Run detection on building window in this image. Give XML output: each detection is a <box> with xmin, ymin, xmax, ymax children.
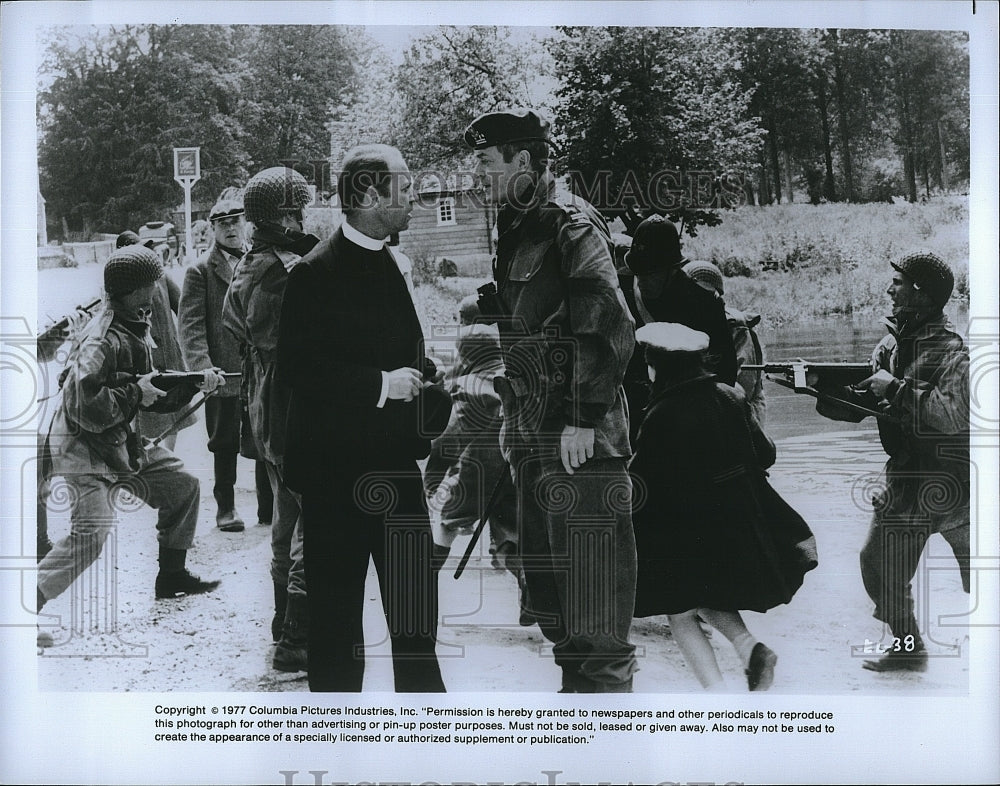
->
<box><xmin>437</xmin><ymin>197</ymin><xmax>457</xmax><ymax>226</ymax></box>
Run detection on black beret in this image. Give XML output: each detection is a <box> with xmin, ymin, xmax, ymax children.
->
<box><xmin>464</xmin><ymin>108</ymin><xmax>552</xmax><ymax>150</ymax></box>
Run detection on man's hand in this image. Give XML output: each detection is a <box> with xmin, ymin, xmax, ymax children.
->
<box><xmin>857</xmin><ymin>369</ymin><xmax>897</xmax><ymax>399</ymax></box>
<box><xmin>386</xmin><ymin>367</ymin><xmax>423</xmax><ymax>402</ymax></box>
<box><xmin>137</xmin><ymin>371</ymin><xmax>167</xmax><ymax>407</ymax></box>
<box><xmin>197</xmin><ymin>367</ymin><xmax>227</xmax><ymax>394</ymax></box>
<box><xmin>560</xmin><ymin>425</ymin><xmax>595</xmax><ymax>475</ymax></box>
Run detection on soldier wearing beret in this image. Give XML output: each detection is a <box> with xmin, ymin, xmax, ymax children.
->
<box><xmin>37</xmin><ymin>246</ymin><xmax>224</xmax><ymax>647</ymax></box>
<box><xmin>465</xmin><ymin>108</ymin><xmax>638</xmax><ymax>692</ymax></box>
<box><xmin>816</xmin><ymin>251</ymin><xmax>970</xmax><ymax>673</ymax></box>
<box><xmin>180</xmin><ymin>194</ymin><xmax>274</xmax><ymax>534</ymax></box>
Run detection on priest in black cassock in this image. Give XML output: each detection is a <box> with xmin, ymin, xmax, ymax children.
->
<box><xmin>277</xmin><ymin>144</ymin><xmax>446</xmax><ymax>692</ymax></box>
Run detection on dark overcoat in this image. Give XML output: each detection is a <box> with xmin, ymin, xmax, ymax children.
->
<box><xmin>630</xmin><ymin>374</ymin><xmax>817</xmax><ymax>616</ymax></box>
<box><xmin>276</xmin><ymin>227</ymin><xmax>438</xmax><ymax>492</ymax></box>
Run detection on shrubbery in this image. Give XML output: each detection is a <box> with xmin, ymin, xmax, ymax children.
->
<box><xmin>414</xmin><ymin>197</ymin><xmax>971</xmax><ymax>329</ymax></box>
<box><xmin>682</xmin><ymin>197</ymin><xmax>969</xmax><ymax>324</ymax></box>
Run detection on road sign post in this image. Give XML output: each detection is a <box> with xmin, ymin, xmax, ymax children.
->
<box><xmin>173</xmin><ymin>147</ymin><xmax>201</xmax><ymax>264</ymax></box>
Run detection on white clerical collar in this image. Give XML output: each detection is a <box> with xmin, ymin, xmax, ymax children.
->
<box><xmin>342</xmin><ymin>220</ymin><xmax>385</xmax><ymax>251</ymax></box>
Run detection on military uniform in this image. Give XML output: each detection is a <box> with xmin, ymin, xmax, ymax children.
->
<box><xmin>819</xmin><ymin>312</ymin><xmax>970</xmax><ymax>647</ymax></box>
<box><xmin>38</xmin><ymin>306</ymin><xmax>201</xmax><ymax>603</ymax></box>
<box><xmin>491</xmin><ymin>171</ymin><xmax>638</xmax><ymax>692</ymax></box>
<box><xmin>222</xmin><ymin>242</ymin><xmax>306</xmax><ymax>599</ymax></box>
<box><xmin>817</xmin><ymin>252</ymin><xmax>969</xmax><ymax>669</ymax></box>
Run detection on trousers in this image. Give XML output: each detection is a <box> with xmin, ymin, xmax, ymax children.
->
<box><xmin>860</xmin><ymin>496</ymin><xmax>970</xmax><ymax>639</ymax></box>
<box><xmin>264</xmin><ymin>462</ymin><xmax>305</xmax><ymax>597</ymax></box>
<box><xmin>37</xmin><ymin>451</ymin><xmax>199</xmax><ymax>601</ymax></box>
<box><xmin>301</xmin><ymin>459</ymin><xmax>444</xmax><ymax>693</ymax></box>
<box><xmin>515</xmin><ymin>453</ymin><xmax>638</xmax><ymax>688</ymax></box>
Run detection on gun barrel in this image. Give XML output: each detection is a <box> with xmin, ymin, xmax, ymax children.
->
<box><xmin>37</xmin><ymin>297</ymin><xmax>102</xmax><ymax>342</ymax></box>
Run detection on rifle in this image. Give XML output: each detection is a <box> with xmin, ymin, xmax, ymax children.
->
<box><xmin>144</xmin><ymin>370</ymin><xmax>241</xmax><ymax>392</ymax></box>
<box><xmin>742</xmin><ymin>361</ymin><xmax>873</xmax><ymax>391</ymax></box>
<box><xmin>37</xmin><ymin>298</ymin><xmax>102</xmax><ymax>346</ymax></box>
<box><xmin>744</xmin><ymin>360</ymin><xmax>892</xmax><ymax>421</ymax></box>
<box><xmin>109</xmin><ymin>370</ymin><xmax>241</xmax><ymax>392</ymax></box>
<box><xmin>107</xmin><ymin>371</ymin><xmax>240</xmax><ymax>414</ymax></box>
<box><xmin>143</xmin><ymin>391</ymin><xmax>218</xmax><ymax>448</ymax></box>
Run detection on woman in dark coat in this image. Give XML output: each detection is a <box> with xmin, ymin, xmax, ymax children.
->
<box><xmin>630</xmin><ymin>323</ymin><xmax>817</xmax><ymax>691</ymax></box>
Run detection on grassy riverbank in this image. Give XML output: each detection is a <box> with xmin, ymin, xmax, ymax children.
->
<box><xmin>414</xmin><ymin>197</ymin><xmax>970</xmax><ymax>329</ymax></box>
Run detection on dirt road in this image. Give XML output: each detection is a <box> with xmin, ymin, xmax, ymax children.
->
<box><xmin>35</xmin><ymin>421</ymin><xmax>971</xmax><ymax>695</ymax></box>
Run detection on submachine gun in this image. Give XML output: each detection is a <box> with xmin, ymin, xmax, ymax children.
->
<box><xmin>743</xmin><ymin>360</ymin><xmax>892</xmax><ymax>421</ymax></box>
<box><xmin>114</xmin><ymin>371</ymin><xmax>242</xmax><ymax>448</ymax></box>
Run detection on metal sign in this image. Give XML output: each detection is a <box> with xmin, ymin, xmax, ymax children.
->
<box><xmin>173</xmin><ymin>147</ymin><xmax>200</xmax><ymax>264</ymax></box>
<box><xmin>173</xmin><ymin>147</ymin><xmax>200</xmax><ymax>183</ymax></box>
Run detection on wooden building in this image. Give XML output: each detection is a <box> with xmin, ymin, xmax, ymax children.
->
<box><xmin>398</xmin><ymin>183</ymin><xmax>495</xmax><ymax>265</ymax></box>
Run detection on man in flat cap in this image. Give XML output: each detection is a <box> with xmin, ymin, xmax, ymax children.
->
<box><xmin>815</xmin><ymin>251</ymin><xmax>970</xmax><ymax>673</ymax></box>
<box><xmin>465</xmin><ymin>108</ymin><xmax>638</xmax><ymax>692</ymax></box>
<box><xmin>180</xmin><ymin>194</ymin><xmax>274</xmax><ymax>534</ymax></box>
<box><xmin>37</xmin><ymin>245</ymin><xmax>224</xmax><ymax>647</ymax></box>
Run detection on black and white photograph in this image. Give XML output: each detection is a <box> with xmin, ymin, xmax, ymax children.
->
<box><xmin>2</xmin><ymin>1</ymin><xmax>997</xmax><ymax>784</ymax></box>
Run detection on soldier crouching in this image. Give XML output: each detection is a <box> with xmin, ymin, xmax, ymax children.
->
<box><xmin>37</xmin><ymin>245</ymin><xmax>223</xmax><ymax>647</ymax></box>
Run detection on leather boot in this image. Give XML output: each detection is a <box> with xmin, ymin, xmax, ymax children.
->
<box><xmin>863</xmin><ymin>629</ymin><xmax>927</xmax><ymax>673</ymax></box>
<box><xmin>273</xmin><ymin>593</ymin><xmax>308</xmax><ymax>672</ymax></box>
<box><xmin>155</xmin><ymin>547</ymin><xmax>221</xmax><ymax>599</ymax></box>
<box><xmin>271</xmin><ymin>583</ymin><xmax>288</xmax><ymax>643</ymax></box>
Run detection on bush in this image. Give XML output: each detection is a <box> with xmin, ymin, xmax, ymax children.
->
<box><xmin>683</xmin><ymin>197</ymin><xmax>970</xmax><ymax>326</ymax></box>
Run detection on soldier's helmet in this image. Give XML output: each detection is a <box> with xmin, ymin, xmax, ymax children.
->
<box><xmin>242</xmin><ymin>167</ymin><xmax>312</xmax><ymax>224</ymax></box>
<box><xmin>104</xmin><ymin>244</ymin><xmax>163</xmax><ymax>297</ymax></box>
<box><xmin>891</xmin><ymin>251</ymin><xmax>955</xmax><ymax>308</ymax></box>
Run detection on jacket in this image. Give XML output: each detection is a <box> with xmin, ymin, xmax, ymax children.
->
<box><xmin>45</xmin><ymin>309</ymin><xmax>194</xmax><ymax>478</ymax></box>
<box><xmin>631</xmin><ymin>373</ymin><xmax>816</xmax><ymax>616</ymax></box>
<box><xmin>728</xmin><ymin>306</ymin><xmax>766</xmax><ymax>425</ymax></box>
<box><xmin>492</xmin><ymin>173</ymin><xmax>634</xmax><ymax>460</ymax></box>
<box><xmin>817</xmin><ymin>312</ymin><xmax>969</xmax><ymax>524</ymax></box>
<box><xmin>222</xmin><ymin>244</ymin><xmax>301</xmax><ymax>466</ymax></box>
<box><xmin>178</xmin><ymin>244</ymin><xmax>243</xmax><ymax>397</ymax></box>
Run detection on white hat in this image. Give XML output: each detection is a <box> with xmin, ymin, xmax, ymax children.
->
<box><xmin>635</xmin><ymin>322</ymin><xmax>709</xmax><ymax>354</ymax></box>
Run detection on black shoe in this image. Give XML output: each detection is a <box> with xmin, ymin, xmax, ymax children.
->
<box><xmin>746</xmin><ymin>643</ymin><xmax>778</xmax><ymax>691</ymax></box>
<box><xmin>155</xmin><ymin>569</ymin><xmax>221</xmax><ymax>599</ymax></box>
<box><xmin>273</xmin><ymin>640</ymin><xmax>308</xmax><ymax>672</ymax></box>
<box><xmin>862</xmin><ymin>648</ymin><xmax>928</xmax><ymax>673</ymax></box>
<box><xmin>257</xmin><ymin>519</ymin><xmax>272</xmax><ymax>527</ymax></box>
<box><xmin>216</xmin><ymin>510</ymin><xmax>245</xmax><ymax>533</ymax></box>
<box><xmin>37</xmin><ymin>628</ymin><xmax>55</xmax><ymax>649</ymax></box>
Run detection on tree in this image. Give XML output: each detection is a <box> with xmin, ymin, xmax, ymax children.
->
<box><xmin>549</xmin><ymin>27</ymin><xmax>764</xmax><ymax>232</ymax></box>
<box><xmin>391</xmin><ymin>26</ymin><xmax>554</xmax><ymax>171</ymax></box>
<box><xmin>38</xmin><ymin>25</ymin><xmax>250</xmax><ymax>235</ymax></box>
<box><xmin>237</xmin><ymin>25</ymin><xmax>360</xmax><ymax>177</ymax></box>
<box><xmin>886</xmin><ymin>30</ymin><xmax>969</xmax><ymax>201</ymax></box>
